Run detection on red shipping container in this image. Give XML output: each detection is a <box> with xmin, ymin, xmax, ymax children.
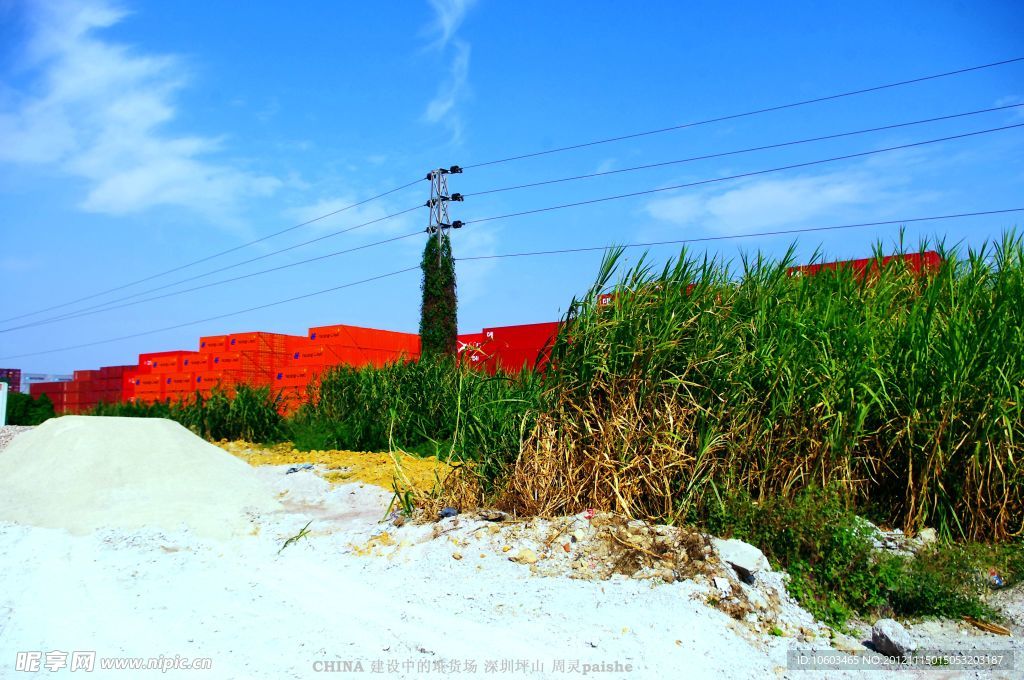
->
<box><xmin>194</xmin><ymin>371</ymin><xmax>235</xmax><ymax>395</ymax></box>
<box><xmin>308</xmin><ymin>324</ymin><xmax>421</xmax><ymax>356</ymax></box>
<box><xmin>483</xmin><ymin>322</ymin><xmax>560</xmax><ymax>350</ymax></box>
<box><xmin>479</xmin><ymin>322</ymin><xmax>561</xmax><ymax>374</ymax></box>
<box><xmin>287</xmin><ymin>343</ymin><xmax>357</xmax><ymax>368</ymax></box>
<box><xmin>273</xmin><ymin>367</ymin><xmax>314</xmax><ymax>387</ymax></box>
<box><xmin>199</xmin><ymin>335</ymin><xmax>229</xmax><ymax>354</ymax></box>
<box><xmin>457</xmin><ymin>333</ymin><xmax>492</xmax><ymax>366</ymax></box>
<box><xmin>121</xmin><ymin>368</ymin><xmax>140</xmax><ymax>399</ymax></box>
<box><xmin>227</xmin><ymin>332</ymin><xmax>297</xmax><ymax>354</ymax></box>
<box><xmin>182</xmin><ymin>354</ymin><xmax>210</xmax><ymax>371</ymax></box>
<box><xmin>139</xmin><ymin>350</ymin><xmax>205</xmax><ymax>374</ymax></box>
<box><xmin>788</xmin><ymin>251</ymin><xmax>943</xmax><ymax>279</ymax></box>
<box><xmin>99</xmin><ymin>365</ymin><xmax>134</xmax><ymax>379</ymax></box>
<box><xmin>163</xmin><ymin>373</ymin><xmax>195</xmax><ymax>394</ymax></box>
<box><xmin>209</xmin><ymin>352</ymin><xmax>243</xmax><ymax>371</ymax></box>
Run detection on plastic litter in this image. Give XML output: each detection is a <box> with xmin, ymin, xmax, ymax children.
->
<box><xmin>286</xmin><ymin>464</ymin><xmax>314</xmax><ymax>474</ymax></box>
<box><xmin>439</xmin><ymin>507</ymin><xmax>459</xmax><ymax>519</ymax></box>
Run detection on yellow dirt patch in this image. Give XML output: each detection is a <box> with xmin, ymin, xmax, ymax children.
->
<box><xmin>216</xmin><ymin>440</ymin><xmax>453</xmax><ymax>494</ymax></box>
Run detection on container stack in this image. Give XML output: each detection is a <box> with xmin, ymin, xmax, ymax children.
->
<box><xmin>137</xmin><ymin>350</ymin><xmax>207</xmax><ymax>404</ymax></box>
<box><xmin>28</xmin><ymin>381</ymin><xmax>66</xmax><ymax>411</ymax></box>
<box><xmin>272</xmin><ymin>325</ymin><xmax>422</xmax><ymax>414</ymax></box>
<box><xmin>0</xmin><ymin>368</ymin><xmax>22</xmax><ymax>393</ymax></box>
<box><xmin>97</xmin><ymin>365</ymin><xmax>137</xmax><ymax>404</ymax></box>
<box><xmin>21</xmin><ymin>320</ymin><xmax>558</xmax><ymax>414</ymax></box>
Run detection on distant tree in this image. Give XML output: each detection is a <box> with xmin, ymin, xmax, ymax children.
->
<box><xmin>5</xmin><ymin>391</ymin><xmax>55</xmax><ymax>426</ymax></box>
<box><xmin>30</xmin><ymin>393</ymin><xmax>55</xmax><ymax>424</ymax></box>
<box><xmin>419</xmin><ymin>232</ymin><xmax>458</xmax><ymax>357</ymax></box>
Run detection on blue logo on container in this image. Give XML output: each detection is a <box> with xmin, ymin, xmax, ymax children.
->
<box><xmin>293</xmin><ymin>352</ymin><xmax>299</xmax><ymax>359</ymax></box>
<box><xmin>230</xmin><ymin>338</ymin><xmax>236</xmax><ymax>345</ymax></box>
<box><xmin>276</xmin><ymin>373</ymin><xmax>283</xmax><ymax>380</ymax></box>
<box><xmin>310</xmin><ymin>333</ymin><xmax>317</xmax><ymax>340</ymax></box>
<box><xmin>197</xmin><ymin>376</ymin><xmax>202</xmax><ymax>383</ymax></box>
<box><xmin>166</xmin><ymin>378</ymin><xmax>171</xmax><ymax>384</ymax></box>
<box><xmin>214</xmin><ymin>357</ymin><xmax>220</xmax><ymax>364</ymax></box>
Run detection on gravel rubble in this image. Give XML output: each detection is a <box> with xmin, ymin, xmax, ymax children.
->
<box><xmin>0</xmin><ymin>425</ymin><xmax>33</xmax><ymax>451</ymax></box>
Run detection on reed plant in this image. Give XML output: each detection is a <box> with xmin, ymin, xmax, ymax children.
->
<box><xmin>499</xmin><ymin>233</ymin><xmax>1024</xmax><ymax>541</ymax></box>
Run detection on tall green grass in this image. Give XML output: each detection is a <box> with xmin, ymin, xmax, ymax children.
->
<box><xmin>502</xmin><ymin>234</ymin><xmax>1024</xmax><ymax>541</ymax></box>
<box><xmin>90</xmin><ymin>385</ymin><xmax>284</xmax><ymax>442</ymax></box>
<box><xmin>295</xmin><ymin>356</ymin><xmax>543</xmax><ymax>486</ymax></box>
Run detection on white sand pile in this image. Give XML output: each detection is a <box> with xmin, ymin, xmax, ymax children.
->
<box><xmin>0</xmin><ymin>416</ymin><xmax>279</xmax><ymax>539</ymax></box>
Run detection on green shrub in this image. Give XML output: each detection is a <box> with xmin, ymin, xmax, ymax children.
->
<box><xmin>4</xmin><ymin>391</ymin><xmax>56</xmax><ymax>425</ymax></box>
<box><xmin>705</xmin><ymin>487</ymin><xmax>887</xmax><ymax>626</ymax></box>
<box><xmin>706</xmin><ymin>486</ymin><xmax>1022</xmax><ymax>627</ymax></box>
<box><xmin>90</xmin><ymin>385</ymin><xmax>283</xmax><ymax>443</ymax></box>
<box><xmin>296</xmin><ymin>355</ymin><xmax>543</xmax><ymax>487</ymax></box>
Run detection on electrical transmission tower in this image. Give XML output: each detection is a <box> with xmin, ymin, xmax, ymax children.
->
<box><xmin>425</xmin><ymin>165</ymin><xmax>464</xmax><ymax>261</ymax></box>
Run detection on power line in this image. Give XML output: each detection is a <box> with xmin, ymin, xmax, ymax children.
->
<box><xmin>462</xmin><ymin>123</ymin><xmax>1024</xmax><ymax>226</ymax></box>
<box><xmin>464</xmin><ymin>103</ymin><xmax>1024</xmax><ymax>198</ymax></box>
<box><xmin>454</xmin><ymin>209</ymin><xmax>1024</xmax><ymax>261</ymax></box>
<box><xmin>1</xmin><ymin>229</ymin><xmax>425</xmax><ymax>333</ymax></box>
<box><xmin>462</xmin><ymin>56</ymin><xmax>1024</xmax><ymax>169</ymax></box>
<box><xmin>0</xmin><ymin>178</ymin><xmax>423</xmax><ymax>324</ymax></box>
<box><xmin>25</xmin><ymin>204</ymin><xmax>423</xmax><ymax>328</ymax></box>
<box><xmin>0</xmin><ymin>266</ymin><xmax>421</xmax><ymax>361</ymax></box>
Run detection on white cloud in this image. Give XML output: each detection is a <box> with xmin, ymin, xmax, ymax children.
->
<box><xmin>644</xmin><ymin>166</ymin><xmax>934</xmax><ymax>234</ymax></box>
<box><xmin>423</xmin><ymin>40</ymin><xmax>470</xmax><ymax>127</ymax></box>
<box><xmin>0</xmin><ymin>255</ymin><xmax>41</xmax><ymax>274</ymax></box>
<box><xmin>424</xmin><ymin>0</ymin><xmax>476</xmax><ymax>50</ymax></box>
<box><xmin>0</xmin><ymin>0</ymin><xmax>280</xmax><ymax>221</ymax></box>
<box><xmin>421</xmin><ymin>0</ymin><xmax>475</xmax><ymax>145</ymax></box>
<box><xmin>995</xmin><ymin>95</ymin><xmax>1024</xmax><ymax>121</ymax></box>
<box><xmin>282</xmin><ymin>195</ymin><xmax>423</xmax><ymax>240</ymax></box>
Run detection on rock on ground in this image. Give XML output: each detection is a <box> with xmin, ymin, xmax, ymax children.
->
<box><xmin>712</xmin><ymin>537</ymin><xmax>771</xmax><ymax>582</ymax></box>
<box><xmin>871</xmin><ymin>618</ymin><xmax>917</xmax><ymax>657</ymax></box>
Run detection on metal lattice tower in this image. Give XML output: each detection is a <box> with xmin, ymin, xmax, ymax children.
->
<box><xmin>425</xmin><ymin>165</ymin><xmax>463</xmax><ymax>262</ymax></box>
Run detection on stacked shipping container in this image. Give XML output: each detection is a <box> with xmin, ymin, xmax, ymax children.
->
<box><xmin>0</xmin><ymin>368</ymin><xmax>22</xmax><ymax>393</ymax></box>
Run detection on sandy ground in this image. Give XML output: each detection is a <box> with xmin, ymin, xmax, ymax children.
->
<box><xmin>0</xmin><ymin>461</ymin><xmax>828</xmax><ymax>680</ymax></box>
<box><xmin>0</xmin><ymin>423</ymin><xmax>1020</xmax><ymax>679</ymax></box>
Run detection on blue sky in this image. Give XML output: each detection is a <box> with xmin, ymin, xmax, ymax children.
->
<box><xmin>0</xmin><ymin>0</ymin><xmax>1022</xmax><ymax>373</ymax></box>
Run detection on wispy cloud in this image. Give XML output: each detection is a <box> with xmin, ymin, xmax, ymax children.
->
<box><xmin>423</xmin><ymin>0</ymin><xmax>476</xmax><ymax>50</ymax></box>
<box><xmin>423</xmin><ymin>40</ymin><xmax>470</xmax><ymax>142</ymax></box>
<box><xmin>281</xmin><ymin>195</ymin><xmax>421</xmax><ymax>240</ymax></box>
<box><xmin>0</xmin><ymin>0</ymin><xmax>280</xmax><ymax>222</ymax></box>
<box><xmin>995</xmin><ymin>95</ymin><xmax>1024</xmax><ymax>121</ymax></box>
<box><xmin>421</xmin><ymin>0</ymin><xmax>476</xmax><ymax>144</ymax></box>
<box><xmin>644</xmin><ymin>164</ymin><xmax>937</xmax><ymax>235</ymax></box>
<box><xmin>0</xmin><ymin>255</ymin><xmax>41</xmax><ymax>274</ymax></box>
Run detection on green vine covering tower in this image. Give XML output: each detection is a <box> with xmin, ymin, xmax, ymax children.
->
<box><xmin>419</xmin><ymin>232</ymin><xmax>457</xmax><ymax>356</ymax></box>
